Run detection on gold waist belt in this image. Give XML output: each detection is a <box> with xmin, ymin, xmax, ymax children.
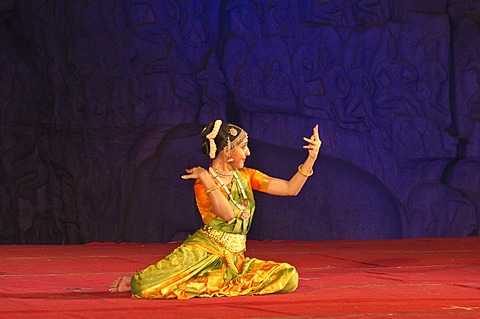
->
<box><xmin>200</xmin><ymin>225</ymin><xmax>246</xmax><ymax>253</ymax></box>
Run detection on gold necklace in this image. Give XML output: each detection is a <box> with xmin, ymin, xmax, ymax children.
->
<box><xmin>212</xmin><ymin>167</ymin><xmax>233</xmax><ymax>177</ymax></box>
<box><xmin>209</xmin><ymin>167</ymin><xmax>250</xmax><ymax>220</ymax></box>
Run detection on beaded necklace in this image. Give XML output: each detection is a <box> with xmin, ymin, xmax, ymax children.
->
<box><xmin>213</xmin><ymin>168</ymin><xmax>233</xmax><ymax>177</ymax></box>
<box><xmin>209</xmin><ymin>167</ymin><xmax>250</xmax><ymax>220</ymax></box>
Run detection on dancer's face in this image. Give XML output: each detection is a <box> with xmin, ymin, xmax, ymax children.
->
<box><xmin>229</xmin><ymin>139</ymin><xmax>250</xmax><ymax>169</ymax></box>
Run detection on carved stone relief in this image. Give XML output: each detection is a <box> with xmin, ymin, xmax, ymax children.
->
<box><xmin>0</xmin><ymin>0</ymin><xmax>478</xmax><ymax>243</ymax></box>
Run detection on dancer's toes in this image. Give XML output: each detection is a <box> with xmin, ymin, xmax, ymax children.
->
<box><xmin>109</xmin><ymin>276</ymin><xmax>131</xmax><ymax>293</ymax></box>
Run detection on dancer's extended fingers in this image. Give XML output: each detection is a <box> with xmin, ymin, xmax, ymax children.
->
<box><xmin>304</xmin><ymin>125</ymin><xmax>320</xmax><ymax>142</ymax></box>
<box><xmin>303</xmin><ymin>136</ymin><xmax>313</xmax><ymax>143</ymax></box>
<box><xmin>181</xmin><ymin>167</ymin><xmax>196</xmax><ymax>179</ymax></box>
<box><xmin>313</xmin><ymin>124</ymin><xmax>320</xmax><ymax>140</ymax></box>
<box><xmin>303</xmin><ymin>136</ymin><xmax>320</xmax><ymax>146</ymax></box>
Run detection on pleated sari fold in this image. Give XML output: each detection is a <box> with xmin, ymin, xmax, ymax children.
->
<box><xmin>130</xmin><ymin>168</ymin><xmax>298</xmax><ymax>299</ymax></box>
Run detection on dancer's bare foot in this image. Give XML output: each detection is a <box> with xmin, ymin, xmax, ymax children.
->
<box><xmin>109</xmin><ymin>276</ymin><xmax>131</xmax><ymax>293</ymax></box>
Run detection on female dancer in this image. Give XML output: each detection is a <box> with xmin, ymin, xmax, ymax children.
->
<box><xmin>110</xmin><ymin>120</ymin><xmax>321</xmax><ymax>299</ymax></box>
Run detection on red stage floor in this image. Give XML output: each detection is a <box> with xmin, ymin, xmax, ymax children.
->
<box><xmin>1</xmin><ymin>237</ymin><xmax>480</xmax><ymax>318</ymax></box>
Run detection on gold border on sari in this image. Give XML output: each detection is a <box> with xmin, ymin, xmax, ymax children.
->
<box><xmin>200</xmin><ymin>225</ymin><xmax>246</xmax><ymax>253</ymax></box>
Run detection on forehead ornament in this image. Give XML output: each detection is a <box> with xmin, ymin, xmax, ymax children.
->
<box><xmin>229</xmin><ymin>129</ymin><xmax>248</xmax><ymax>150</ymax></box>
<box><xmin>229</xmin><ymin>127</ymin><xmax>238</xmax><ymax>137</ymax></box>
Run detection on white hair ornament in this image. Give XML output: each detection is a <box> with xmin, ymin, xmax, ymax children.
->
<box><xmin>206</xmin><ymin>120</ymin><xmax>222</xmax><ymax>159</ymax></box>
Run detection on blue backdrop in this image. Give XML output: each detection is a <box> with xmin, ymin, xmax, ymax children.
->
<box><xmin>0</xmin><ymin>0</ymin><xmax>479</xmax><ymax>244</ymax></box>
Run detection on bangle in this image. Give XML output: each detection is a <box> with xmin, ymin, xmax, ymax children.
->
<box><xmin>206</xmin><ymin>185</ymin><xmax>220</xmax><ymax>195</ymax></box>
<box><xmin>298</xmin><ymin>164</ymin><xmax>313</xmax><ymax>177</ymax></box>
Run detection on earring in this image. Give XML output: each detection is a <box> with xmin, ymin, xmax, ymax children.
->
<box><xmin>226</xmin><ymin>147</ymin><xmax>233</xmax><ymax>162</ymax></box>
